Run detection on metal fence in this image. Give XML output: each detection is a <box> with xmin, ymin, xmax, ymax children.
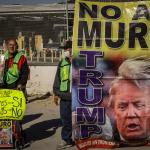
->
<box><xmin>24</xmin><ymin>48</ymin><xmax>63</xmax><ymax>65</ymax></box>
<box><xmin>0</xmin><ymin>48</ymin><xmax>62</xmax><ymax>66</ymax></box>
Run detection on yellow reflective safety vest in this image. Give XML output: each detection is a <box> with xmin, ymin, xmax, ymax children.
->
<box><xmin>60</xmin><ymin>58</ymin><xmax>71</xmax><ymax>92</ymax></box>
<box><xmin>4</xmin><ymin>51</ymin><xmax>23</xmax><ymax>85</ymax></box>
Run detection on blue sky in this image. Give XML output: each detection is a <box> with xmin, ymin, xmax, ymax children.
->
<box><xmin>0</xmin><ymin>0</ymin><xmax>64</xmax><ymax>5</ymax></box>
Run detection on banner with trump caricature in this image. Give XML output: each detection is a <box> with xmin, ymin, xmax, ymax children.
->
<box><xmin>72</xmin><ymin>0</ymin><xmax>150</xmax><ymax>149</ymax></box>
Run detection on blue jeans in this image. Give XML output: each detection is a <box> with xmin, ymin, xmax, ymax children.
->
<box><xmin>60</xmin><ymin>100</ymin><xmax>72</xmax><ymax>143</ymax></box>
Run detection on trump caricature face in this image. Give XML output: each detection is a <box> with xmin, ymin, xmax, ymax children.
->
<box><xmin>110</xmin><ymin>80</ymin><xmax>150</xmax><ymax>141</ymax></box>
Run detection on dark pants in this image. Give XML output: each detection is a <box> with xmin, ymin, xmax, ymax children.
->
<box><xmin>60</xmin><ymin>100</ymin><xmax>72</xmax><ymax>143</ymax></box>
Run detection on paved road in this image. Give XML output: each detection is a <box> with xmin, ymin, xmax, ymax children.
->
<box><xmin>21</xmin><ymin>97</ymin><xmax>150</xmax><ymax>150</ymax></box>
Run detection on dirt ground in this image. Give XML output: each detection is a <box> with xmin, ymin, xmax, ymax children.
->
<box><xmin>22</xmin><ymin>96</ymin><xmax>75</xmax><ymax>150</ymax></box>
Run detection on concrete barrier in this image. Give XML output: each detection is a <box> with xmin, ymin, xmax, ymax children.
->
<box><xmin>27</xmin><ymin>65</ymin><xmax>57</xmax><ymax>95</ymax></box>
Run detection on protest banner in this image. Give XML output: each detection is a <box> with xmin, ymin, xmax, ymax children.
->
<box><xmin>0</xmin><ymin>89</ymin><xmax>26</xmax><ymax>120</ymax></box>
<box><xmin>72</xmin><ymin>0</ymin><xmax>150</xmax><ymax>149</ymax></box>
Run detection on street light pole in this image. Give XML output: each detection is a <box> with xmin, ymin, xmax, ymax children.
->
<box><xmin>66</xmin><ymin>0</ymin><xmax>69</xmax><ymax>40</ymax></box>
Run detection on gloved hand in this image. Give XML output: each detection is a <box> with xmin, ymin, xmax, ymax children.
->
<box><xmin>53</xmin><ymin>95</ymin><xmax>60</xmax><ymax>105</ymax></box>
<box><xmin>17</xmin><ymin>84</ymin><xmax>23</xmax><ymax>90</ymax></box>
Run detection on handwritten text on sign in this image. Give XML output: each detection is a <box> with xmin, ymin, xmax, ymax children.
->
<box><xmin>0</xmin><ymin>89</ymin><xmax>26</xmax><ymax>120</ymax></box>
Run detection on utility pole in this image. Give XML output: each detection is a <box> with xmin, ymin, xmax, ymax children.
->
<box><xmin>66</xmin><ymin>0</ymin><xmax>69</xmax><ymax>40</ymax></box>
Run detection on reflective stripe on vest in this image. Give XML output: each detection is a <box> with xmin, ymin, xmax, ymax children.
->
<box><xmin>60</xmin><ymin>58</ymin><xmax>70</xmax><ymax>92</ymax></box>
<box><xmin>4</xmin><ymin>51</ymin><xmax>23</xmax><ymax>85</ymax></box>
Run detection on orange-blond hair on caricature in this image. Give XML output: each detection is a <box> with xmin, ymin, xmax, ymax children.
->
<box><xmin>109</xmin><ymin>57</ymin><xmax>150</xmax><ymax>144</ymax></box>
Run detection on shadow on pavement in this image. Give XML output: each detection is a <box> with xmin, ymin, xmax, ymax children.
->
<box><xmin>28</xmin><ymin>92</ymin><xmax>51</xmax><ymax>103</ymax></box>
<box><xmin>24</xmin><ymin>119</ymin><xmax>62</xmax><ymax>142</ymax></box>
<box><xmin>22</xmin><ymin>113</ymin><xmax>43</xmax><ymax>124</ymax></box>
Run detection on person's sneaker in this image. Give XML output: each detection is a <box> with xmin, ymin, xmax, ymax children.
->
<box><xmin>57</xmin><ymin>140</ymin><xmax>75</xmax><ymax>150</ymax></box>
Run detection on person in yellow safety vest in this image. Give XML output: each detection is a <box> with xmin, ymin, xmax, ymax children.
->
<box><xmin>53</xmin><ymin>40</ymin><xmax>75</xmax><ymax>150</ymax></box>
<box><xmin>2</xmin><ymin>38</ymin><xmax>29</xmax><ymax>102</ymax></box>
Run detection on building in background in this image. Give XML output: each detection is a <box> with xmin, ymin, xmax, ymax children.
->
<box><xmin>0</xmin><ymin>3</ymin><xmax>74</xmax><ymax>51</ymax></box>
